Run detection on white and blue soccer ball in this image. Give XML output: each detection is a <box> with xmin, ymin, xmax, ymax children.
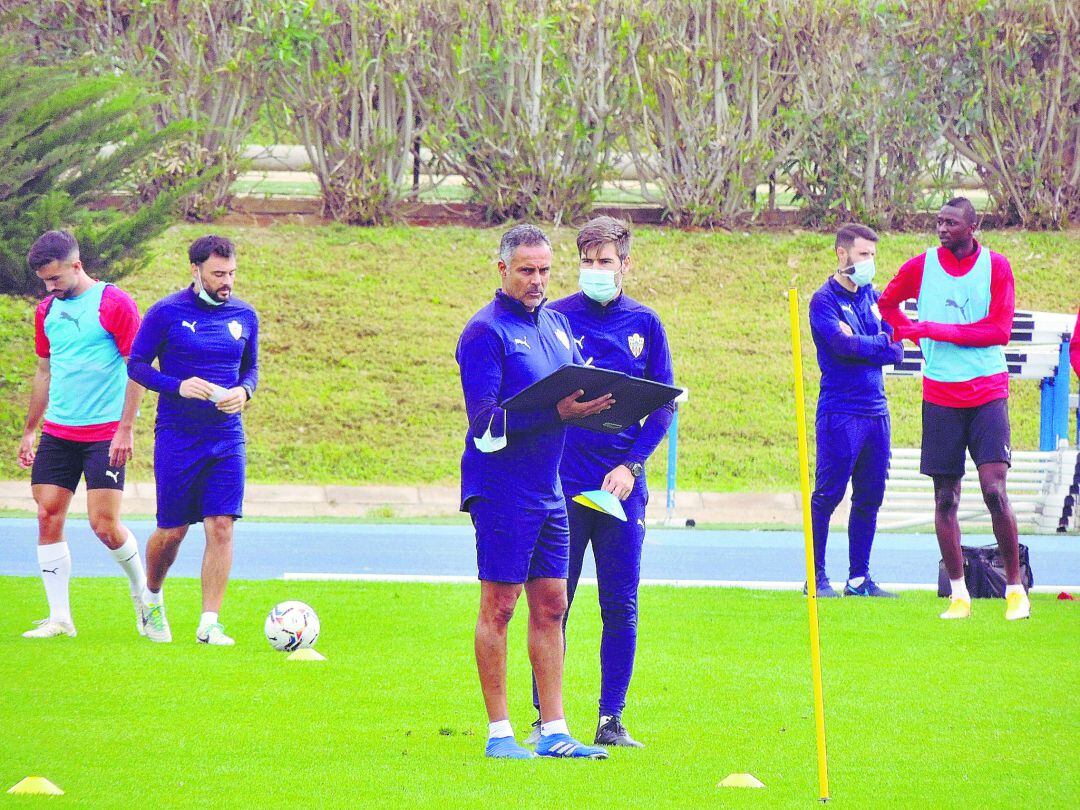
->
<box><xmin>264</xmin><ymin>601</ymin><xmax>320</xmax><ymax>651</ymax></box>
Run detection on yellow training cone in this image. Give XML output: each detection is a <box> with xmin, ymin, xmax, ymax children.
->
<box><xmin>8</xmin><ymin>776</ymin><xmax>65</xmax><ymax>795</ymax></box>
<box><xmin>287</xmin><ymin>648</ymin><xmax>326</xmax><ymax>661</ymax></box>
<box><xmin>718</xmin><ymin>773</ymin><xmax>765</xmax><ymax>789</ymax></box>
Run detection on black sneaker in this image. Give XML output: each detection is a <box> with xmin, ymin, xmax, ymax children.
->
<box><xmin>594</xmin><ymin>715</ymin><xmax>644</xmax><ymax>748</ymax></box>
<box><xmin>844</xmin><ymin>577</ymin><xmax>898</xmax><ymax>598</ymax></box>
<box><xmin>802</xmin><ymin>577</ymin><xmax>840</xmax><ymax>598</ymax></box>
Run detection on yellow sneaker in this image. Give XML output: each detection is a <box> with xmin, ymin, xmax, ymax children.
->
<box><xmin>940</xmin><ymin>598</ymin><xmax>971</xmax><ymax>619</ymax></box>
<box><xmin>1005</xmin><ymin>591</ymin><xmax>1030</xmax><ymax>621</ymax></box>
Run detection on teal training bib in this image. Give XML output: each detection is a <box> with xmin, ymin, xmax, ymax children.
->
<box><xmin>916</xmin><ymin>247</ymin><xmax>1007</xmax><ymax>383</ymax></box>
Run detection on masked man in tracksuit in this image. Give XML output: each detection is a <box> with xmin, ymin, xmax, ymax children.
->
<box><xmin>457</xmin><ymin>224</ymin><xmax>613</xmax><ymax>761</ymax></box>
<box><xmin>524</xmin><ymin>217</ymin><xmax>675</xmax><ymax>748</ymax></box>
<box><xmin>807</xmin><ymin>224</ymin><xmax>903</xmax><ymax>598</ymax></box>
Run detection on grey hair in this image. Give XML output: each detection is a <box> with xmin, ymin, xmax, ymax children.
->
<box><xmin>498</xmin><ymin>224</ymin><xmax>550</xmax><ymax>264</ymax></box>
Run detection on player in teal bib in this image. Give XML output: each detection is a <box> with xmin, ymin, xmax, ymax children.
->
<box><xmin>917</xmin><ymin>245</ymin><xmax>1007</xmax><ymax>383</ymax></box>
<box><xmin>18</xmin><ymin>230</ymin><xmax>147</xmax><ymax>640</ymax></box>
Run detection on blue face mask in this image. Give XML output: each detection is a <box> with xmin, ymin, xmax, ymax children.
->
<box><xmin>473</xmin><ymin>410</ymin><xmax>507</xmax><ymax>454</ymax></box>
<box><xmin>195</xmin><ymin>273</ymin><xmax>225</xmax><ymax>306</ymax></box>
<box><xmin>579</xmin><ymin>268</ymin><xmax>620</xmax><ymax>303</ymax></box>
<box><xmin>846</xmin><ymin>258</ymin><xmax>876</xmax><ymax>288</ymax></box>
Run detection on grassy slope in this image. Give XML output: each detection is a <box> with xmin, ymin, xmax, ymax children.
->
<box><xmin>0</xmin><ymin>577</ymin><xmax>1075</xmax><ymax>808</ymax></box>
<box><xmin>0</xmin><ymin>224</ymin><xmax>1075</xmax><ymax>491</ymax></box>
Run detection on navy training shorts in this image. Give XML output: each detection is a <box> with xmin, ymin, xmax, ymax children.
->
<box><xmin>154</xmin><ymin>428</ymin><xmax>246</xmax><ymax>529</ymax></box>
<box><xmin>468</xmin><ymin>497</ymin><xmax>570</xmax><ymax>584</ymax></box>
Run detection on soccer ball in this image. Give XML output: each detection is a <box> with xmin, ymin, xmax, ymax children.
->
<box><xmin>264</xmin><ymin>601</ymin><xmax>320</xmax><ymax>651</ymax></box>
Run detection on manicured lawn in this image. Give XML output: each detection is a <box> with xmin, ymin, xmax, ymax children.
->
<box><xmin>0</xmin><ymin>224</ymin><xmax>1075</xmax><ymax>491</ymax></box>
<box><xmin>0</xmin><ymin>576</ymin><xmax>1074</xmax><ymax>807</ymax></box>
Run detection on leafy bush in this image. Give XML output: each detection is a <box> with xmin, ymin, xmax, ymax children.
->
<box><xmin>620</xmin><ymin>1</ymin><xmax>837</xmax><ymax>227</ymax></box>
<box><xmin>423</xmin><ymin>0</ymin><xmax>628</xmax><ymax>225</ymax></box>
<box><xmin>3</xmin><ymin>0</ymin><xmax>271</xmax><ymax>220</ymax></box>
<box><xmin>906</xmin><ymin>0</ymin><xmax>1078</xmax><ymax>228</ymax></box>
<box><xmin>260</xmin><ymin>0</ymin><xmax>428</xmax><ymax>225</ymax></box>
<box><xmin>783</xmin><ymin>4</ymin><xmax>953</xmax><ymax>228</ymax></box>
<box><xmin>0</xmin><ymin>55</ymin><xmax>200</xmax><ymax>296</ymax></box>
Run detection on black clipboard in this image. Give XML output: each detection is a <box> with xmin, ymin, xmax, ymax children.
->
<box><xmin>502</xmin><ymin>364</ymin><xmax>681</xmax><ymax>434</ymax></box>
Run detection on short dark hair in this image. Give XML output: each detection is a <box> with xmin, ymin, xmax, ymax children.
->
<box><xmin>835</xmin><ymin>223</ymin><xmax>879</xmax><ymax>251</ymax></box>
<box><xmin>498</xmin><ymin>224</ymin><xmax>550</xmax><ymax>264</ymax></box>
<box><xmin>576</xmin><ymin>216</ymin><xmax>632</xmax><ymax>262</ymax></box>
<box><xmin>943</xmin><ymin>196</ymin><xmax>977</xmax><ymax>225</ymax></box>
<box><xmin>188</xmin><ymin>234</ymin><xmax>235</xmax><ymax>266</ymax></box>
<box><xmin>27</xmin><ymin>230</ymin><xmax>79</xmax><ymax>271</ymax></box>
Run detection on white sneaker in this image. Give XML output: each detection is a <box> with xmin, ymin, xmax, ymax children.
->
<box><xmin>133</xmin><ymin>592</ymin><xmax>147</xmax><ymax>636</ymax></box>
<box><xmin>196</xmin><ymin>622</ymin><xmax>235</xmax><ymax>646</ymax></box>
<box><xmin>23</xmin><ymin>619</ymin><xmax>77</xmax><ymax>639</ymax></box>
<box><xmin>143</xmin><ymin>602</ymin><xmax>172</xmax><ymax>643</ymax></box>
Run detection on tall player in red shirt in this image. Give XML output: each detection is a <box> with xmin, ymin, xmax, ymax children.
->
<box><xmin>879</xmin><ymin>198</ymin><xmax>1029</xmax><ymax>621</ymax></box>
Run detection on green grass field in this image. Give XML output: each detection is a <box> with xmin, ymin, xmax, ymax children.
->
<box><xmin>0</xmin><ymin>224</ymin><xmax>1075</xmax><ymax>492</ymax></box>
<box><xmin>1</xmin><ymin>576</ymin><xmax>1075</xmax><ymax>807</ymax></box>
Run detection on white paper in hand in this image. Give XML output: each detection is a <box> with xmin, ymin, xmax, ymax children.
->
<box><xmin>208</xmin><ymin>384</ymin><xmax>229</xmax><ymax>404</ymax></box>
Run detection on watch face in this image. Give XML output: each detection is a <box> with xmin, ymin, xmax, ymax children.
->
<box><xmin>628</xmin><ymin>463</ymin><xmax>644</xmax><ymax>478</ymax></box>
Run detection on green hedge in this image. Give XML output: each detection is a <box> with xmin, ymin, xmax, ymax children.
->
<box><xmin>3</xmin><ymin>0</ymin><xmax>1076</xmax><ymax>228</ymax></box>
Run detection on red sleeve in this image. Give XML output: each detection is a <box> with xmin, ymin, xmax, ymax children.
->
<box><xmin>1071</xmin><ymin>308</ymin><xmax>1080</xmax><ymax>378</ymax></box>
<box><xmin>878</xmin><ymin>254</ymin><xmax>925</xmax><ymax>338</ymax></box>
<box><xmin>99</xmin><ymin>285</ymin><xmax>141</xmax><ymax>357</ymax></box>
<box><xmin>34</xmin><ymin>297</ymin><xmax>53</xmax><ymax>359</ymax></box>
<box><xmin>923</xmin><ymin>252</ymin><xmax>1014</xmax><ymax>347</ymax></box>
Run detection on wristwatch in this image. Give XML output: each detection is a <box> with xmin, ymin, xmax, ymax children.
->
<box><xmin>625</xmin><ymin>462</ymin><xmax>644</xmax><ymax>478</ymax></box>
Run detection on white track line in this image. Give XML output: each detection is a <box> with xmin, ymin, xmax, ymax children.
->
<box><xmin>281</xmin><ymin>573</ymin><xmax>1075</xmax><ymax>593</ymax></box>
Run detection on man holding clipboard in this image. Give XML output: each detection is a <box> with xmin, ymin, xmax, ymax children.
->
<box><xmin>456</xmin><ymin>224</ymin><xmax>614</xmax><ymax>760</ymax></box>
<box><xmin>525</xmin><ymin>217</ymin><xmax>676</xmax><ymax>749</ymax></box>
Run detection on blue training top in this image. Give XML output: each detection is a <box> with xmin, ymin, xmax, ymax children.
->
<box><xmin>456</xmin><ymin>290</ymin><xmax>583</xmax><ymax>511</ymax></box>
<box><xmin>128</xmin><ymin>286</ymin><xmax>259</xmax><ymax>435</ymax></box>
<box><xmin>808</xmin><ymin>276</ymin><xmax>903</xmax><ymax>417</ymax></box>
<box><xmin>549</xmin><ymin>291</ymin><xmax>675</xmax><ymax>497</ymax></box>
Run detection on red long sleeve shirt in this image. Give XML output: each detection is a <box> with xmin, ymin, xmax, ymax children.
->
<box><xmin>878</xmin><ymin>242</ymin><xmax>1014</xmax><ymax>408</ymax></box>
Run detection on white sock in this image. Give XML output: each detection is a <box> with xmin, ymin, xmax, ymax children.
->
<box><xmin>1004</xmin><ymin>584</ymin><xmax>1026</xmax><ymax>597</ymax></box>
<box><xmin>599</xmin><ymin>715</ymin><xmax>614</xmax><ymax>726</ymax></box>
<box><xmin>541</xmin><ymin>719</ymin><xmax>569</xmax><ymax>737</ymax></box>
<box><xmin>848</xmin><ymin>576</ymin><xmax>865</xmax><ymax>588</ymax></box>
<box><xmin>37</xmin><ymin>542</ymin><xmax>72</xmax><ymax>625</ymax></box>
<box><xmin>488</xmin><ymin>720</ymin><xmax>513</xmax><ymax>740</ymax></box>
<box><xmin>950</xmin><ymin>578</ymin><xmax>970</xmax><ymax>601</ymax></box>
<box><xmin>109</xmin><ymin>528</ymin><xmax>146</xmax><ymax>595</ymax></box>
<box><xmin>199</xmin><ymin>611</ymin><xmax>218</xmax><ymax>630</ymax></box>
<box><xmin>143</xmin><ymin>587</ymin><xmax>163</xmax><ymax>607</ymax></box>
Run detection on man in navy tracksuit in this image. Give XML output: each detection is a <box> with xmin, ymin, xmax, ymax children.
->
<box><xmin>526</xmin><ymin>217</ymin><xmax>675</xmax><ymax>748</ymax></box>
<box><xmin>128</xmin><ymin>235</ymin><xmax>259</xmax><ymax>645</ymax></box>
<box><xmin>457</xmin><ymin>224</ymin><xmax>613</xmax><ymax>761</ymax></box>
<box><xmin>808</xmin><ymin>223</ymin><xmax>903</xmax><ymax>598</ymax></box>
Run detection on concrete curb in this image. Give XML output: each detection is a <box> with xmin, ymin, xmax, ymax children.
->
<box><xmin>0</xmin><ymin>480</ymin><xmax>838</xmax><ymax>525</ymax></box>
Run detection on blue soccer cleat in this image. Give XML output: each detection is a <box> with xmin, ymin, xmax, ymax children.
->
<box><xmin>484</xmin><ymin>736</ymin><xmax>536</xmax><ymax>759</ymax></box>
<box><xmin>536</xmin><ymin>733</ymin><xmax>609</xmax><ymax>760</ymax></box>
<box><xmin>844</xmin><ymin>577</ymin><xmax>898</xmax><ymax>598</ymax></box>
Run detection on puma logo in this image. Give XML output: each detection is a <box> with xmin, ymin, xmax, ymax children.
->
<box><xmin>513</xmin><ymin>337</ymin><xmax>530</xmax><ymax>349</ymax></box>
<box><xmin>574</xmin><ymin>335</ymin><xmax>585</xmax><ymax>349</ymax></box>
<box><xmin>182</xmin><ymin>320</ymin><xmax>197</xmax><ymax>332</ymax></box>
<box><xmin>105</xmin><ymin>470</ymin><xmax>120</xmax><ymax>483</ymax></box>
<box><xmin>945</xmin><ymin>298</ymin><xmax>968</xmax><ymax>310</ymax></box>
<box><xmin>42</xmin><ymin>567</ymin><xmax>58</xmax><ymax>575</ymax></box>
<box><xmin>59</xmin><ymin>311</ymin><xmax>83</xmax><ymax>330</ymax></box>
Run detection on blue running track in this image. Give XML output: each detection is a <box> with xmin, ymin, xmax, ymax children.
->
<box><xmin>1</xmin><ymin>519</ymin><xmax>1077</xmax><ymax>589</ymax></box>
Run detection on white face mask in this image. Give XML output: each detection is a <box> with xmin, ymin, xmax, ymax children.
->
<box><xmin>195</xmin><ymin>271</ymin><xmax>225</xmax><ymax>306</ymax></box>
<box><xmin>848</xmin><ymin>258</ymin><xmax>877</xmax><ymax>287</ymax></box>
<box><xmin>579</xmin><ymin>268</ymin><xmax>620</xmax><ymax>303</ymax></box>
<box><xmin>473</xmin><ymin>410</ymin><xmax>507</xmax><ymax>453</ymax></box>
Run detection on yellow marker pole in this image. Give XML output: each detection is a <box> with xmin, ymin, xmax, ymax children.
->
<box><xmin>788</xmin><ymin>287</ymin><xmax>830</xmax><ymax>802</ymax></box>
